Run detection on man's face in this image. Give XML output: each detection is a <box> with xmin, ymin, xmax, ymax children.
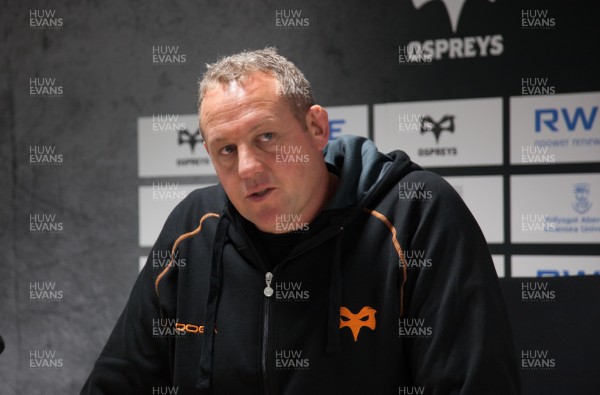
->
<box><xmin>200</xmin><ymin>72</ymin><xmax>330</xmax><ymax>233</ymax></box>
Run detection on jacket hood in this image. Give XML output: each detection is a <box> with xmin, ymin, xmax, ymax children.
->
<box><xmin>323</xmin><ymin>135</ymin><xmax>416</xmax><ymax>212</ymax></box>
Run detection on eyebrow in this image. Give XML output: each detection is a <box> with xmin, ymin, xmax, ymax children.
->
<box><xmin>207</xmin><ymin>116</ymin><xmax>279</xmax><ymax>145</ymax></box>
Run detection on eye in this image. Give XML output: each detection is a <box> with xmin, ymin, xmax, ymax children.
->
<box><xmin>220</xmin><ymin>144</ymin><xmax>236</xmax><ymax>156</ymax></box>
<box><xmin>258</xmin><ymin>132</ymin><xmax>274</xmax><ymax>142</ymax></box>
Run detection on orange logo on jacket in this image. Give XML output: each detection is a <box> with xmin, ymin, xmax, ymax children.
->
<box><xmin>340</xmin><ymin>306</ymin><xmax>377</xmax><ymax>341</ymax></box>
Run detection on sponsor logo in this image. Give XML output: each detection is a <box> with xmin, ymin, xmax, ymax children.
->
<box><xmin>339</xmin><ymin>306</ymin><xmax>377</xmax><ymax>341</ymax></box>
<box><xmin>173</xmin><ymin>322</ymin><xmax>216</xmax><ymax>335</ymax></box>
<box><xmin>535</xmin><ymin>107</ymin><xmax>598</xmax><ymax>133</ymax></box>
<box><xmin>329</xmin><ymin>119</ymin><xmax>345</xmax><ymax>140</ymax></box>
<box><xmin>178</xmin><ymin>129</ymin><xmax>202</xmax><ymax>153</ymax></box>
<box><xmin>175</xmin><ymin>129</ymin><xmax>210</xmax><ymax>167</ymax></box>
<box><xmin>521</xmin><ymin>350</ymin><xmax>556</xmax><ymax>370</ymax></box>
<box><xmin>275</xmin><ymin>10</ymin><xmax>309</xmax><ymax>29</ymax></box>
<box><xmin>537</xmin><ymin>269</ymin><xmax>600</xmax><ymax>277</ymax></box>
<box><xmin>421</xmin><ymin>114</ymin><xmax>454</xmax><ymax>143</ymax></box>
<box><xmin>275</xmin><ymin>349</ymin><xmax>310</xmax><ymax>370</ymax></box>
<box><xmin>416</xmin><ymin>114</ymin><xmax>458</xmax><ymax>157</ymax></box>
<box><xmin>526</xmin><ymin>183</ymin><xmax>600</xmax><ymax>236</ymax></box>
<box><xmin>407</xmin><ymin>0</ymin><xmax>503</xmax><ymax>61</ymax></box>
<box><xmin>572</xmin><ymin>183</ymin><xmax>592</xmax><ymax>214</ymax></box>
<box><xmin>413</xmin><ymin>0</ymin><xmax>466</xmax><ymax>34</ymax></box>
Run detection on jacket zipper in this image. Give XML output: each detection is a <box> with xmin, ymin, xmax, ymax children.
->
<box><xmin>262</xmin><ymin>271</ymin><xmax>274</xmax><ymax>395</ymax></box>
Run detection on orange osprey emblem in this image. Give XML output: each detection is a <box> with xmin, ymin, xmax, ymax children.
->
<box><xmin>340</xmin><ymin>306</ymin><xmax>377</xmax><ymax>341</ymax></box>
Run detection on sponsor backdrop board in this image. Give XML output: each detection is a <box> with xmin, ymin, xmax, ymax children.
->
<box><xmin>138</xmin><ymin>114</ymin><xmax>215</xmax><ymax>177</ymax></box>
<box><xmin>325</xmin><ymin>105</ymin><xmax>369</xmax><ymax>140</ymax></box>
<box><xmin>139</xmin><ymin>183</ymin><xmax>213</xmax><ymax>247</ymax></box>
<box><xmin>511</xmin><ymin>174</ymin><xmax>600</xmax><ymax>243</ymax></box>
<box><xmin>492</xmin><ymin>255</ymin><xmax>505</xmax><ymax>278</ymax></box>
<box><xmin>444</xmin><ymin>176</ymin><xmax>504</xmax><ymax>243</ymax></box>
<box><xmin>510</xmin><ymin>92</ymin><xmax>600</xmax><ymax>164</ymax></box>
<box><xmin>512</xmin><ymin>255</ymin><xmax>600</xmax><ymax>277</ymax></box>
<box><xmin>373</xmin><ymin>98</ymin><xmax>502</xmax><ymax>167</ymax></box>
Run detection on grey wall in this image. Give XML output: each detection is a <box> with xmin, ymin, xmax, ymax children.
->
<box><xmin>1</xmin><ymin>0</ymin><xmax>599</xmax><ymax>394</ymax></box>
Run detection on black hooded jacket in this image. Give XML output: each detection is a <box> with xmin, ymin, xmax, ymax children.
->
<box><xmin>82</xmin><ymin>135</ymin><xmax>520</xmax><ymax>394</ymax></box>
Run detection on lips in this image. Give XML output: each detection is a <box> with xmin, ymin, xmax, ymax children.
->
<box><xmin>246</xmin><ymin>187</ymin><xmax>274</xmax><ymax>202</ymax></box>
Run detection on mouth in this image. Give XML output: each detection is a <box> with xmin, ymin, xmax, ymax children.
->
<box><xmin>246</xmin><ymin>187</ymin><xmax>274</xmax><ymax>202</ymax></box>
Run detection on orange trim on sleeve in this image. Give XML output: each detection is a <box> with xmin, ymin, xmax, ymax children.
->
<box><xmin>363</xmin><ymin>208</ymin><xmax>408</xmax><ymax>317</ymax></box>
<box><xmin>154</xmin><ymin>212</ymin><xmax>220</xmax><ymax>297</ymax></box>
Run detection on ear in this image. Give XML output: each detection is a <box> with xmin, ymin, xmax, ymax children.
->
<box><xmin>304</xmin><ymin>105</ymin><xmax>330</xmax><ymax>150</ymax></box>
<box><xmin>203</xmin><ymin>141</ymin><xmax>209</xmax><ymax>154</ymax></box>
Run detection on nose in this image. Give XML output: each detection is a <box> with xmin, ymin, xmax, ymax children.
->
<box><xmin>237</xmin><ymin>145</ymin><xmax>264</xmax><ymax>179</ymax></box>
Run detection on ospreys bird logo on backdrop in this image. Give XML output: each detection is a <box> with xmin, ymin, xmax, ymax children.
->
<box><xmin>420</xmin><ymin>115</ymin><xmax>455</xmax><ymax>143</ymax></box>
<box><xmin>178</xmin><ymin>129</ymin><xmax>202</xmax><ymax>153</ymax></box>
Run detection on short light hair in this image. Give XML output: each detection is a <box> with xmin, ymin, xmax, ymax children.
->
<box><xmin>198</xmin><ymin>47</ymin><xmax>315</xmax><ymax>131</ymax></box>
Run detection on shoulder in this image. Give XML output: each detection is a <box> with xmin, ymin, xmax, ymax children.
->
<box><xmin>162</xmin><ymin>184</ymin><xmax>227</xmax><ymax>236</ymax></box>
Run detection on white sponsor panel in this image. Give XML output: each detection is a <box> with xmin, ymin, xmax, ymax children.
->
<box><xmin>373</xmin><ymin>98</ymin><xmax>502</xmax><ymax>166</ymax></box>
<box><xmin>510</xmin><ymin>91</ymin><xmax>600</xmax><ymax>164</ymax></box>
<box><xmin>139</xmin><ymin>256</ymin><xmax>146</xmax><ymax>272</ymax></box>
<box><xmin>138</xmin><ymin>114</ymin><xmax>215</xmax><ymax>177</ymax></box>
<box><xmin>492</xmin><ymin>255</ymin><xmax>505</xmax><ymax>278</ymax></box>
<box><xmin>511</xmin><ymin>174</ymin><xmax>600</xmax><ymax>243</ymax></box>
<box><xmin>325</xmin><ymin>105</ymin><xmax>369</xmax><ymax>140</ymax></box>
<box><xmin>139</xmin><ymin>183</ymin><xmax>213</xmax><ymax>247</ymax></box>
<box><xmin>444</xmin><ymin>176</ymin><xmax>504</xmax><ymax>243</ymax></box>
<box><xmin>512</xmin><ymin>255</ymin><xmax>600</xmax><ymax>277</ymax></box>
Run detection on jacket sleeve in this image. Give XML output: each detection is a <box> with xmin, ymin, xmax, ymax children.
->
<box><xmin>400</xmin><ymin>172</ymin><xmax>521</xmax><ymax>395</ymax></box>
<box><xmin>81</xmin><ymin>208</ymin><xmax>183</xmax><ymax>394</ymax></box>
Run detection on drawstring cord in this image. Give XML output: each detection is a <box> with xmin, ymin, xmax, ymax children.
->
<box><xmin>325</xmin><ymin>223</ymin><xmax>345</xmax><ymax>354</ymax></box>
<box><xmin>197</xmin><ymin>216</ymin><xmax>230</xmax><ymax>390</ymax></box>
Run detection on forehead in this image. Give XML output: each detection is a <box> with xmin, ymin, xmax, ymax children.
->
<box><xmin>200</xmin><ymin>73</ymin><xmax>291</xmax><ymax>138</ymax></box>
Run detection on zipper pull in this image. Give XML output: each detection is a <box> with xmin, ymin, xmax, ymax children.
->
<box><xmin>264</xmin><ymin>272</ymin><xmax>274</xmax><ymax>297</ymax></box>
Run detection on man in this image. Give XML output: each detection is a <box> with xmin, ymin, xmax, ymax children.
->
<box><xmin>83</xmin><ymin>48</ymin><xmax>520</xmax><ymax>394</ymax></box>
